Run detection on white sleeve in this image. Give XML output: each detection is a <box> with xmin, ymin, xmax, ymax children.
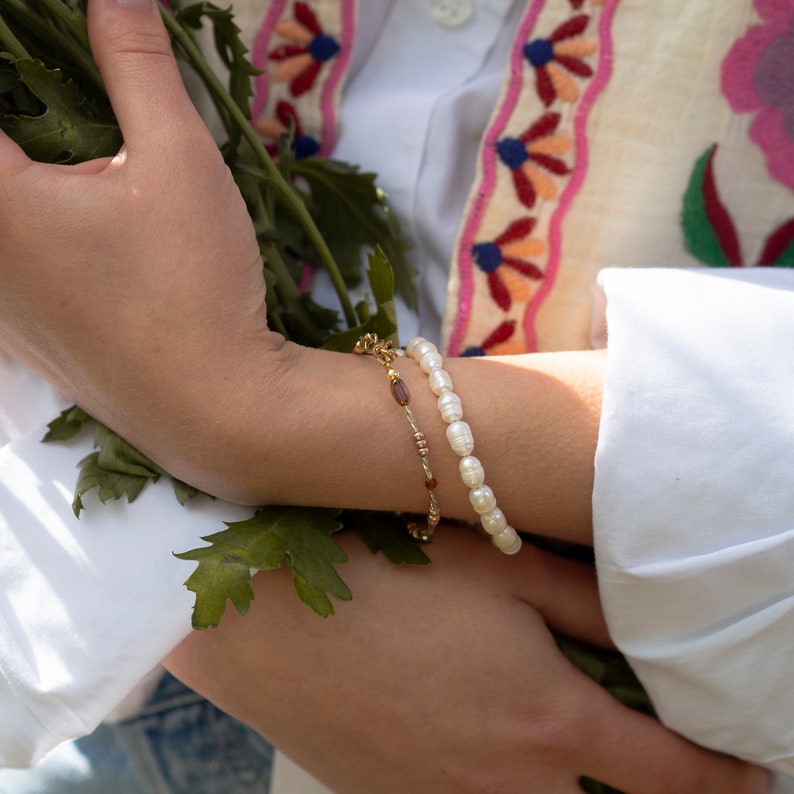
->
<box><xmin>0</xmin><ymin>357</ymin><xmax>252</xmax><ymax>768</ymax></box>
<box><xmin>593</xmin><ymin>267</ymin><xmax>794</xmax><ymax>777</ymax></box>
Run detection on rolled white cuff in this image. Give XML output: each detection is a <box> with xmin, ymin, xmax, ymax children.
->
<box><xmin>593</xmin><ymin>267</ymin><xmax>794</xmax><ymax>776</ymax></box>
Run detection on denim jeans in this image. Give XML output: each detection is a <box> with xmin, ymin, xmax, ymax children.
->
<box><xmin>0</xmin><ymin>672</ymin><xmax>273</xmax><ymax>793</ymax></box>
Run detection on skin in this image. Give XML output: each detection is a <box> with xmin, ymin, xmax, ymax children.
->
<box><xmin>0</xmin><ymin>0</ymin><xmax>773</xmax><ymax>791</ymax></box>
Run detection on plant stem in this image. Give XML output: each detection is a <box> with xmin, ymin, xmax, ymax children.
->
<box><xmin>0</xmin><ymin>11</ymin><xmax>31</xmax><ymax>60</ymax></box>
<box><xmin>160</xmin><ymin>6</ymin><xmax>358</xmax><ymax>330</ymax></box>
<box><xmin>3</xmin><ymin>0</ymin><xmax>105</xmax><ymax>92</ymax></box>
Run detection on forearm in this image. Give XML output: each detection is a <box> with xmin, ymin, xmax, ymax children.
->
<box><xmin>129</xmin><ymin>341</ymin><xmax>605</xmax><ymax>547</ymax></box>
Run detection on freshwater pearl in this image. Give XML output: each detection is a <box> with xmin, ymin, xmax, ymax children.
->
<box><xmin>491</xmin><ymin>526</ymin><xmax>522</xmax><ymax>555</ymax></box>
<box><xmin>405</xmin><ymin>336</ymin><xmax>521</xmax><ymax>556</ymax></box>
<box><xmin>411</xmin><ymin>339</ymin><xmax>437</xmax><ymax>361</ymax></box>
<box><xmin>405</xmin><ymin>337</ymin><xmax>429</xmax><ymax>358</ymax></box>
<box><xmin>420</xmin><ymin>351</ymin><xmax>444</xmax><ymax>373</ymax></box>
<box><xmin>446</xmin><ymin>421</ymin><xmax>474</xmax><ymax>456</ymax></box>
<box><xmin>428</xmin><ymin>368</ymin><xmax>453</xmax><ymax>395</ymax></box>
<box><xmin>480</xmin><ymin>507</ymin><xmax>507</xmax><ymax>535</ymax></box>
<box><xmin>491</xmin><ymin>527</ymin><xmax>521</xmax><ymax>554</ymax></box>
<box><xmin>469</xmin><ymin>485</ymin><xmax>497</xmax><ymax>515</ymax></box>
<box><xmin>437</xmin><ymin>391</ymin><xmax>463</xmax><ymax>423</ymax></box>
<box><xmin>458</xmin><ymin>456</ymin><xmax>485</xmax><ymax>488</ymax></box>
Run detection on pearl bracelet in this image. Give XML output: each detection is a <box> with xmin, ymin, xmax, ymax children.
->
<box><xmin>354</xmin><ymin>333</ymin><xmax>440</xmax><ymax>542</ymax></box>
<box><xmin>405</xmin><ymin>337</ymin><xmax>522</xmax><ymax>555</ymax></box>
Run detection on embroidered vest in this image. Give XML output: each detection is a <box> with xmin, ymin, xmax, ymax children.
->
<box><xmin>248</xmin><ymin>0</ymin><xmax>794</xmax><ymax>355</ymax></box>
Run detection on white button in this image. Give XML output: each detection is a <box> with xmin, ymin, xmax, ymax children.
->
<box><xmin>430</xmin><ymin>0</ymin><xmax>474</xmax><ymax>28</ymax></box>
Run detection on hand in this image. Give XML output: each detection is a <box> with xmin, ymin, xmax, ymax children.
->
<box><xmin>0</xmin><ymin>0</ymin><xmax>278</xmax><ymax>464</ymax></box>
<box><xmin>165</xmin><ymin>530</ymin><xmax>771</xmax><ymax>794</ymax></box>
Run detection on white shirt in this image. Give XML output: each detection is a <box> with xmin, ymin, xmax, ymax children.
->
<box><xmin>2</xmin><ymin>2</ymin><xmax>794</xmax><ymax>790</ymax></box>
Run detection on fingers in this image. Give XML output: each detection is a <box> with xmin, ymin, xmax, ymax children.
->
<box><xmin>86</xmin><ymin>0</ymin><xmax>204</xmax><ymax>153</ymax></box>
<box><xmin>577</xmin><ymin>680</ymin><xmax>773</xmax><ymax>794</ymax></box>
<box><xmin>511</xmin><ymin>542</ymin><xmax>615</xmax><ymax>649</ymax></box>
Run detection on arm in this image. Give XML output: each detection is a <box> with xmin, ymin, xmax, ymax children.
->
<box><xmin>165</xmin><ymin>529</ymin><xmax>771</xmax><ymax>794</ymax></box>
<box><xmin>0</xmin><ymin>3</ymin><xmax>774</xmax><ymax>791</ymax></box>
<box><xmin>0</xmin><ymin>0</ymin><xmax>602</xmax><ymax>548</ymax></box>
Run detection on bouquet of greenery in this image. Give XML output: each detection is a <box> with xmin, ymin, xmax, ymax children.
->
<box><xmin>0</xmin><ymin>4</ymin><xmax>649</xmax><ymax>790</ymax></box>
<box><xmin>0</xmin><ymin>0</ymin><xmax>430</xmax><ymax>626</ymax></box>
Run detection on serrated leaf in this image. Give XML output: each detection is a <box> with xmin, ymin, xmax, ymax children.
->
<box><xmin>175</xmin><ymin>2</ymin><xmax>260</xmax><ymax>120</ymax></box>
<box><xmin>322</xmin><ymin>247</ymin><xmax>399</xmax><ymax>352</ymax></box>
<box><xmin>176</xmin><ymin>507</ymin><xmax>350</xmax><ymax>628</ymax></box>
<box><xmin>1</xmin><ymin>59</ymin><xmax>121</xmax><ymax>163</ymax></box>
<box><xmin>344</xmin><ymin>511</ymin><xmax>431</xmax><ymax>566</ymax></box>
<box><xmin>42</xmin><ymin>404</ymin><xmax>92</xmax><ymax>442</ymax></box>
<box><xmin>171</xmin><ymin>477</ymin><xmax>200</xmax><ymax>505</ymax></box>
<box><xmin>292</xmin><ymin>158</ymin><xmax>416</xmax><ymax>306</ymax></box>
<box><xmin>70</xmin><ymin>423</ymin><xmax>165</xmax><ymax>516</ymax></box>
<box><xmin>72</xmin><ymin>451</ymin><xmax>153</xmax><ymax>517</ymax></box>
<box><xmin>91</xmin><ymin>423</ymin><xmax>165</xmax><ymax>479</ymax></box>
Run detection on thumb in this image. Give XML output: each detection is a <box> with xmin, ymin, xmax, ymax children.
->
<box><xmin>86</xmin><ymin>0</ymin><xmax>204</xmax><ymax>154</ymax></box>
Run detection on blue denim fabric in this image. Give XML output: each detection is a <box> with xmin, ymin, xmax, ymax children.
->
<box><xmin>0</xmin><ymin>672</ymin><xmax>273</xmax><ymax>793</ymax></box>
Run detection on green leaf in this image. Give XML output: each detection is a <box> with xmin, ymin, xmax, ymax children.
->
<box><xmin>346</xmin><ymin>511</ymin><xmax>431</xmax><ymax>566</ymax></box>
<box><xmin>175</xmin><ymin>2</ymin><xmax>260</xmax><ymax>120</ymax></box>
<box><xmin>176</xmin><ymin>507</ymin><xmax>351</xmax><ymax>628</ymax></box>
<box><xmin>70</xmin><ymin>423</ymin><xmax>165</xmax><ymax>516</ymax></box>
<box><xmin>292</xmin><ymin>158</ymin><xmax>416</xmax><ymax>307</ymax></box>
<box><xmin>556</xmin><ymin>634</ymin><xmax>654</xmax><ymax>717</ymax></box>
<box><xmin>322</xmin><ymin>247</ymin><xmax>399</xmax><ymax>352</ymax></box>
<box><xmin>42</xmin><ymin>404</ymin><xmax>92</xmax><ymax>442</ymax></box>
<box><xmin>72</xmin><ymin>451</ymin><xmax>154</xmax><ymax>517</ymax></box>
<box><xmin>1</xmin><ymin>59</ymin><xmax>121</xmax><ymax>163</ymax></box>
<box><xmin>171</xmin><ymin>477</ymin><xmax>201</xmax><ymax>506</ymax></box>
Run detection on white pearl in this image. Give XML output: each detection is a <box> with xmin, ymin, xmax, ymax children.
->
<box><xmin>469</xmin><ymin>485</ymin><xmax>497</xmax><ymax>515</ymax></box>
<box><xmin>458</xmin><ymin>455</ymin><xmax>484</xmax><ymax>488</ymax></box>
<box><xmin>491</xmin><ymin>527</ymin><xmax>521</xmax><ymax>555</ymax></box>
<box><xmin>437</xmin><ymin>391</ymin><xmax>463</xmax><ymax>423</ymax></box>
<box><xmin>446</xmin><ymin>421</ymin><xmax>474</xmax><ymax>456</ymax></box>
<box><xmin>480</xmin><ymin>507</ymin><xmax>507</xmax><ymax>535</ymax></box>
<box><xmin>411</xmin><ymin>340</ymin><xmax>437</xmax><ymax>361</ymax></box>
<box><xmin>405</xmin><ymin>337</ymin><xmax>427</xmax><ymax>357</ymax></box>
<box><xmin>428</xmin><ymin>368</ymin><xmax>453</xmax><ymax>395</ymax></box>
<box><xmin>419</xmin><ymin>351</ymin><xmax>443</xmax><ymax>372</ymax></box>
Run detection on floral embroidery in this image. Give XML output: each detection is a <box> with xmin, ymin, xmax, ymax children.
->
<box><xmin>254</xmin><ymin>100</ymin><xmax>320</xmax><ymax>159</ymax></box>
<box><xmin>683</xmin><ymin>143</ymin><xmax>794</xmax><ymax>268</ymax></box>
<box><xmin>496</xmin><ymin>112</ymin><xmax>572</xmax><ymax>208</ymax></box>
<box><xmin>461</xmin><ymin>321</ymin><xmax>518</xmax><ymax>357</ymax></box>
<box><xmin>268</xmin><ymin>2</ymin><xmax>341</xmax><ymax>97</ymax></box>
<box><xmin>445</xmin><ymin>1</ymin><xmax>617</xmax><ymax>357</ymax></box>
<box><xmin>472</xmin><ymin>218</ymin><xmax>545</xmax><ymax>310</ymax></box>
<box><xmin>721</xmin><ymin>0</ymin><xmax>794</xmax><ymax>192</ymax></box>
<box><xmin>523</xmin><ymin>15</ymin><xmax>597</xmax><ymax>106</ymax></box>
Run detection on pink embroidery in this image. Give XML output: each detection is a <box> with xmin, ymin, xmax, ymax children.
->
<box><xmin>447</xmin><ymin>0</ymin><xmax>613</xmax><ymax>357</ymax></box>
<box><xmin>524</xmin><ymin>0</ymin><xmax>620</xmax><ymax>352</ymax></box>
<box><xmin>251</xmin><ymin>1</ymin><xmax>356</xmax><ymax>157</ymax></box>
<box><xmin>447</xmin><ymin>0</ymin><xmax>547</xmax><ymax>357</ymax></box>
<box><xmin>721</xmin><ymin>0</ymin><xmax>794</xmax><ymax>192</ymax></box>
